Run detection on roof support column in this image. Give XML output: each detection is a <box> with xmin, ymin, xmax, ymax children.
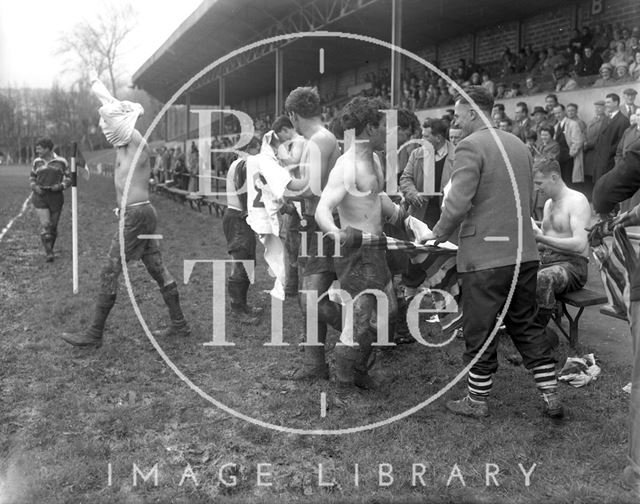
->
<box><xmin>219</xmin><ymin>76</ymin><xmax>226</xmax><ymax>137</ymax></box>
<box><xmin>185</xmin><ymin>92</ymin><xmax>191</xmax><ymax>154</ymax></box>
<box><xmin>275</xmin><ymin>48</ymin><xmax>284</xmax><ymax>118</ymax></box>
<box><xmin>390</xmin><ymin>0</ymin><xmax>402</xmax><ymax>108</ymax></box>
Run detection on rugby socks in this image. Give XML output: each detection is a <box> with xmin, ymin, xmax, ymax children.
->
<box><xmin>160</xmin><ymin>282</ymin><xmax>186</xmax><ymax>323</ymax></box>
<box><xmin>532</xmin><ymin>363</ymin><xmax>558</xmax><ymax>393</ymax></box>
<box><xmin>467</xmin><ymin>371</ymin><xmax>493</xmax><ymax>402</ymax></box>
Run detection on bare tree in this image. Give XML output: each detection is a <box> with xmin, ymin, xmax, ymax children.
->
<box><xmin>57</xmin><ymin>2</ymin><xmax>136</xmax><ymax>98</ymax></box>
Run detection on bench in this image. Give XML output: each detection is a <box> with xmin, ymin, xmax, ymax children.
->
<box><xmin>552</xmin><ymin>288</ymin><xmax>608</xmax><ymax>348</ymax></box>
<box><xmin>202</xmin><ymin>197</ymin><xmax>228</xmax><ymax>217</ymax></box>
<box><xmin>599</xmin><ymin>304</ymin><xmax>628</xmax><ymax>321</ymax></box>
<box><xmin>186</xmin><ymin>193</ymin><xmax>203</xmax><ymax>210</ymax></box>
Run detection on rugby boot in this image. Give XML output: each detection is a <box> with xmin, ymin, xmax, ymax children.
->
<box><xmin>60</xmin><ymin>294</ymin><xmax>115</xmax><ymax>348</ymax></box>
<box><xmin>60</xmin><ymin>327</ymin><xmax>103</xmax><ymax>348</ymax></box>
<box><xmin>334</xmin><ymin>344</ymin><xmax>358</xmax><ymax>387</ymax></box>
<box><xmin>228</xmin><ymin>280</ymin><xmax>260</xmax><ymax>324</ymax></box>
<box><xmin>446</xmin><ymin>395</ymin><xmax>489</xmax><ymax>418</ymax></box>
<box><xmin>152</xmin><ymin>318</ymin><xmax>191</xmax><ymax>338</ymax></box>
<box><xmin>353</xmin><ymin>330</ymin><xmax>386</xmax><ymax>390</ymax></box>
<box><xmin>541</xmin><ymin>390</ymin><xmax>564</xmax><ymax>419</ymax></box>
<box><xmin>239</xmin><ymin>280</ymin><xmax>264</xmax><ymax>316</ymax></box>
<box><xmin>394</xmin><ymin>296</ymin><xmax>414</xmax><ymax>344</ymax></box>
<box><xmin>290</xmin><ymin>345</ymin><xmax>329</xmax><ymax>381</ymax></box>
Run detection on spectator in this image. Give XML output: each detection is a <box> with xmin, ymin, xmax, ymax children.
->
<box><xmin>629</xmin><ymin>50</ymin><xmax>640</xmax><ymax>80</ymax></box>
<box><xmin>415</xmin><ymin>87</ymin><xmax>427</xmax><ymax>109</ymax></box>
<box><xmin>512</xmin><ymin>102</ymin><xmax>534</xmax><ymax>142</ymax></box>
<box><xmin>498</xmin><ymin>117</ymin><xmax>513</xmax><ymax>133</ymax></box>
<box><xmin>615</xmin><ymin>62</ymin><xmax>633</xmax><ymax>83</ymax></box>
<box><xmin>611</xmin><ymin>41</ymin><xmax>631</xmax><ymax>67</ymax></box>
<box><xmin>580</xmin><ymin>26</ymin><xmax>594</xmax><ymax>48</ymax></box>
<box><xmin>531</xmin><ymin>49</ymin><xmax>549</xmax><ymax>75</ymax></box>
<box><xmin>525</xmin><ymin>130</ymin><xmax>539</xmax><ymax>157</ymax></box>
<box><xmin>545</xmin><ymin>93</ymin><xmax>559</xmax><ymax>114</ymax></box>
<box><xmin>523</xmin><ymin>75</ymin><xmax>542</xmax><ymax>96</ymax></box>
<box><xmin>552</xmin><ymin>104</ymin><xmax>584</xmax><ymax>188</ymax></box>
<box><xmin>504</xmin><ymin>82</ymin><xmax>522</xmax><ymax>98</ymax></box>
<box><xmin>188</xmin><ymin>142</ymin><xmax>199</xmax><ymax>192</ymax></box>
<box><xmin>481</xmin><ymin>71</ymin><xmax>495</xmax><ymax>97</ymax></box>
<box><xmin>531</xmin><ymin>106</ymin><xmax>548</xmax><ymax>133</ymax></box>
<box><xmin>570</xmin><ymin>52</ymin><xmax>586</xmax><ymax>77</ymax></box>
<box><xmin>469</xmin><ymin>72</ymin><xmax>482</xmax><ymax>86</ymax></box>
<box><xmin>425</xmin><ymin>84</ymin><xmax>438</xmax><ymax>108</ymax></box>
<box><xmin>554</xmin><ymin>67</ymin><xmax>578</xmax><ymax>92</ymax></box>
<box><xmin>436</xmin><ymin>87</ymin><xmax>454</xmax><ymax>107</ymax></box>
<box><xmin>569</xmin><ymin>28</ymin><xmax>584</xmax><ymax>55</ymax></box>
<box><xmin>495</xmin><ymin>82</ymin><xmax>507</xmax><ymax>99</ymax></box>
<box><xmin>581</xmin><ymin>46</ymin><xmax>603</xmax><ymax>75</ymax></box>
<box><xmin>593</xmin><ymin>63</ymin><xmax>616</xmax><ymax>87</ymax></box>
<box><xmin>566</xmin><ymin>103</ymin><xmax>587</xmax><ymax>136</ymax></box>
<box><xmin>524</xmin><ymin>44</ymin><xmax>539</xmax><ymax>73</ymax></box>
<box><xmin>501</xmin><ymin>47</ymin><xmax>517</xmax><ymax>75</ymax></box>
<box><xmin>583</xmin><ymin>100</ymin><xmax>610</xmax><ymax>195</ymax></box>
<box><xmin>536</xmin><ymin>125</ymin><xmax>561</xmax><ymax>160</ymax></box>
<box><xmin>449</xmin><ymin>127</ymin><xmax>463</xmax><ymax>147</ymax></box>
<box><xmin>593</xmin><ymin>92</ymin><xmax>631</xmax><ymax>182</ymax></box>
<box><xmin>591</xmin><ymin>23</ymin><xmax>609</xmax><ymax>53</ymax></box>
<box><xmin>622</xmin><ymin>88</ymin><xmax>639</xmax><ymax>118</ymax></box>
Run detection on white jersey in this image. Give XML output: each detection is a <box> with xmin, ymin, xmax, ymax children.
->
<box><xmin>245</xmin><ymin>153</ymin><xmax>291</xmax><ymax>235</ymax></box>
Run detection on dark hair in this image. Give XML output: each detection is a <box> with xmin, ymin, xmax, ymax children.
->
<box><xmin>271</xmin><ymin>115</ymin><xmax>293</xmax><ymax>133</ymax></box>
<box><xmin>516</xmin><ymin>102</ymin><xmax>529</xmax><ymax>113</ymax></box>
<box><xmin>545</xmin><ymin>93</ymin><xmax>558</xmax><ymax>103</ymax></box>
<box><xmin>340</xmin><ymin>96</ymin><xmax>386</xmax><ymax>136</ymax></box>
<box><xmin>553</xmin><ymin>103</ymin><xmax>566</xmax><ymax>111</ymax></box>
<box><xmin>456</xmin><ymin>86</ymin><xmax>494</xmax><ymax>114</ymax></box>
<box><xmin>533</xmin><ymin>156</ymin><xmax>561</xmax><ymax>175</ymax></box>
<box><xmin>397</xmin><ymin>108</ymin><xmax>420</xmax><ymax>134</ymax></box>
<box><xmin>285</xmin><ymin>87</ymin><xmax>321</xmax><ymax>118</ymax></box>
<box><xmin>567</xmin><ymin>103</ymin><xmax>578</xmax><ymax>110</ymax></box>
<box><xmin>525</xmin><ymin>130</ymin><xmax>538</xmax><ymax>141</ymax></box>
<box><xmin>499</xmin><ymin>117</ymin><xmax>513</xmax><ymax>127</ymax></box>
<box><xmin>328</xmin><ymin>113</ymin><xmax>344</xmax><ymax>140</ymax></box>
<box><xmin>423</xmin><ymin>118</ymin><xmax>449</xmax><ymax>138</ymax></box>
<box><xmin>606</xmin><ymin>93</ymin><xmax>620</xmax><ymax>104</ymax></box>
<box><xmin>35</xmin><ymin>137</ymin><xmax>54</xmax><ymax>151</ymax></box>
<box><xmin>494</xmin><ymin>103</ymin><xmax>505</xmax><ymax>112</ymax></box>
<box><xmin>239</xmin><ymin>137</ymin><xmax>261</xmax><ymax>152</ymax></box>
<box><xmin>539</xmin><ymin>126</ymin><xmax>554</xmax><ymax>135</ymax></box>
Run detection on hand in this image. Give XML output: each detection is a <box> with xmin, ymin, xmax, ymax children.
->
<box><xmin>405</xmin><ymin>193</ymin><xmax>425</xmax><ymax>207</ymax></box>
<box><xmin>50</xmin><ymin>183</ymin><xmax>62</xmax><ymax>192</ymax></box>
<box><xmin>418</xmin><ymin>229</ymin><xmax>437</xmax><ymax>244</ymax></box>
<box><xmin>531</xmin><ymin>218</ymin><xmax>543</xmax><ymax>238</ymax></box>
<box><xmin>33</xmin><ymin>185</ymin><xmax>44</xmax><ymax>195</ymax></box>
<box><xmin>612</xmin><ymin>209</ymin><xmax>640</xmax><ymax>228</ymax></box>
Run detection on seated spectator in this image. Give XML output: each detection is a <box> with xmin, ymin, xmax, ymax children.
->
<box><xmin>581</xmin><ymin>46</ymin><xmax>603</xmax><ymax>75</ymax></box>
<box><xmin>570</xmin><ymin>52</ymin><xmax>586</xmax><ymax>77</ymax></box>
<box><xmin>580</xmin><ymin>26</ymin><xmax>594</xmax><ymax>49</ymax></box>
<box><xmin>554</xmin><ymin>67</ymin><xmax>578</xmax><ymax>92</ymax></box>
<box><xmin>481</xmin><ymin>71</ymin><xmax>495</xmax><ymax>97</ymax></box>
<box><xmin>627</xmin><ymin>37</ymin><xmax>639</xmax><ymax>59</ymax></box>
<box><xmin>530</xmin><ymin>157</ymin><xmax>591</xmax><ymax>330</ymax></box>
<box><xmin>569</xmin><ymin>29</ymin><xmax>584</xmax><ymax>55</ymax></box>
<box><xmin>591</xmin><ymin>23</ymin><xmax>609</xmax><ymax>53</ymax></box>
<box><xmin>495</xmin><ymin>82</ymin><xmax>507</xmax><ymax>99</ymax></box>
<box><xmin>425</xmin><ymin>84</ymin><xmax>438</xmax><ymax>108</ymax></box>
<box><xmin>615</xmin><ymin>62</ymin><xmax>634</xmax><ymax>83</ymax></box>
<box><xmin>415</xmin><ymin>87</ymin><xmax>427</xmax><ymax>109</ymax></box>
<box><xmin>544</xmin><ymin>46</ymin><xmax>569</xmax><ymax>74</ymax></box>
<box><xmin>629</xmin><ymin>51</ymin><xmax>640</xmax><ymax>80</ymax></box>
<box><xmin>501</xmin><ymin>47</ymin><xmax>517</xmax><ymax>75</ymax></box>
<box><xmin>504</xmin><ymin>81</ymin><xmax>522</xmax><ymax>98</ymax></box>
<box><xmin>536</xmin><ymin>126</ymin><xmax>560</xmax><ymax>160</ymax></box>
<box><xmin>610</xmin><ymin>41</ymin><xmax>630</xmax><ymax>67</ymax></box>
<box><xmin>593</xmin><ymin>62</ymin><xmax>616</xmax><ymax>87</ymax></box>
<box><xmin>523</xmin><ymin>75</ymin><xmax>542</xmax><ymax>96</ymax></box>
<box><xmin>469</xmin><ymin>72</ymin><xmax>482</xmax><ymax>86</ymax></box>
<box><xmin>436</xmin><ymin>87</ymin><xmax>454</xmax><ymax>107</ymax></box>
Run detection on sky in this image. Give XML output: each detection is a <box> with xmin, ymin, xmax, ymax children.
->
<box><xmin>0</xmin><ymin>0</ymin><xmax>203</xmax><ymax>88</ymax></box>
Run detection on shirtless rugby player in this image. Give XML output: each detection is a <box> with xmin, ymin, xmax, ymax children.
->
<box><xmin>531</xmin><ymin>157</ymin><xmax>592</xmax><ymax>328</ymax></box>
<box><xmin>315</xmin><ymin>96</ymin><xmax>408</xmax><ymax>389</ymax></box>
<box><xmin>61</xmin><ymin>75</ymin><xmax>189</xmax><ymax>347</ymax></box>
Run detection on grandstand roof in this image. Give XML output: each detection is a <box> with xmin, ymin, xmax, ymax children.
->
<box><xmin>133</xmin><ymin>0</ymin><xmax>568</xmax><ymax>105</ymax></box>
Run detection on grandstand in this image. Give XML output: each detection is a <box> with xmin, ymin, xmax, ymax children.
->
<box><xmin>132</xmin><ymin>0</ymin><xmax>639</xmax><ymax>149</ymax></box>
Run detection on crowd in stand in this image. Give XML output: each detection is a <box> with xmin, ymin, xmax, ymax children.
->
<box><xmin>356</xmin><ymin>23</ymin><xmax>640</xmax><ymax>112</ymax></box>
